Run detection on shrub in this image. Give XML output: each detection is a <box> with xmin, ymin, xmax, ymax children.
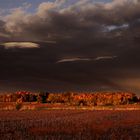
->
<box><xmin>15</xmin><ymin>102</ymin><xmax>22</xmax><ymax>110</ymax></box>
<box><xmin>15</xmin><ymin>98</ymin><xmax>23</xmax><ymax>110</ymax></box>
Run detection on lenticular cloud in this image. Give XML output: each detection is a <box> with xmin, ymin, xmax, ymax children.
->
<box><xmin>2</xmin><ymin>42</ymin><xmax>40</xmax><ymax>49</ymax></box>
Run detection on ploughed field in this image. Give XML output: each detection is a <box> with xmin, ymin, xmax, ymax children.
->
<box><xmin>0</xmin><ymin>110</ymin><xmax>140</xmax><ymax>140</ymax></box>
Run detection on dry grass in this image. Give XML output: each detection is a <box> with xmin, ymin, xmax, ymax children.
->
<box><xmin>0</xmin><ymin>102</ymin><xmax>140</xmax><ymax>111</ymax></box>
<box><xmin>0</xmin><ymin>110</ymin><xmax>140</xmax><ymax>140</ymax></box>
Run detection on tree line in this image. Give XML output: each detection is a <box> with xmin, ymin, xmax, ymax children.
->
<box><xmin>0</xmin><ymin>91</ymin><xmax>139</xmax><ymax>106</ymax></box>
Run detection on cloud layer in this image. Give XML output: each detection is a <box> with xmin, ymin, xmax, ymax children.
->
<box><xmin>1</xmin><ymin>0</ymin><xmax>140</xmax><ymax>42</ymax></box>
<box><xmin>0</xmin><ymin>0</ymin><xmax>140</xmax><ymax>94</ymax></box>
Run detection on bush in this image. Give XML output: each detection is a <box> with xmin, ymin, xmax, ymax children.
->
<box><xmin>15</xmin><ymin>98</ymin><xmax>23</xmax><ymax>110</ymax></box>
<box><xmin>15</xmin><ymin>102</ymin><xmax>22</xmax><ymax>110</ymax></box>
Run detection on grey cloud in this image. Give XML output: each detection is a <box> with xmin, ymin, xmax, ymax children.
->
<box><xmin>0</xmin><ymin>20</ymin><xmax>10</xmax><ymax>40</ymax></box>
<box><xmin>2</xmin><ymin>0</ymin><xmax>140</xmax><ymax>42</ymax></box>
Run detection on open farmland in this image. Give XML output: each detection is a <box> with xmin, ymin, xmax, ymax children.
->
<box><xmin>0</xmin><ymin>110</ymin><xmax>140</xmax><ymax>140</ymax></box>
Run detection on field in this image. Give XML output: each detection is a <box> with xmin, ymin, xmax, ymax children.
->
<box><xmin>0</xmin><ymin>102</ymin><xmax>140</xmax><ymax>111</ymax></box>
<box><xmin>0</xmin><ymin>110</ymin><xmax>140</xmax><ymax>140</ymax></box>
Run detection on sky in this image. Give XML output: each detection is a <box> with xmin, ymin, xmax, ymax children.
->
<box><xmin>0</xmin><ymin>0</ymin><xmax>140</xmax><ymax>94</ymax></box>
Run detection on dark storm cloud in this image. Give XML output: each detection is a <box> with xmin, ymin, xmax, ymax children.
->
<box><xmin>0</xmin><ymin>0</ymin><xmax>140</xmax><ymax>94</ymax></box>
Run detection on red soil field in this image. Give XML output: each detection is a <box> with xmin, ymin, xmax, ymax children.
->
<box><xmin>0</xmin><ymin>110</ymin><xmax>140</xmax><ymax>140</ymax></box>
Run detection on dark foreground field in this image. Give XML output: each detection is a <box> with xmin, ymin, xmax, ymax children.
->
<box><xmin>0</xmin><ymin>110</ymin><xmax>140</xmax><ymax>140</ymax></box>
